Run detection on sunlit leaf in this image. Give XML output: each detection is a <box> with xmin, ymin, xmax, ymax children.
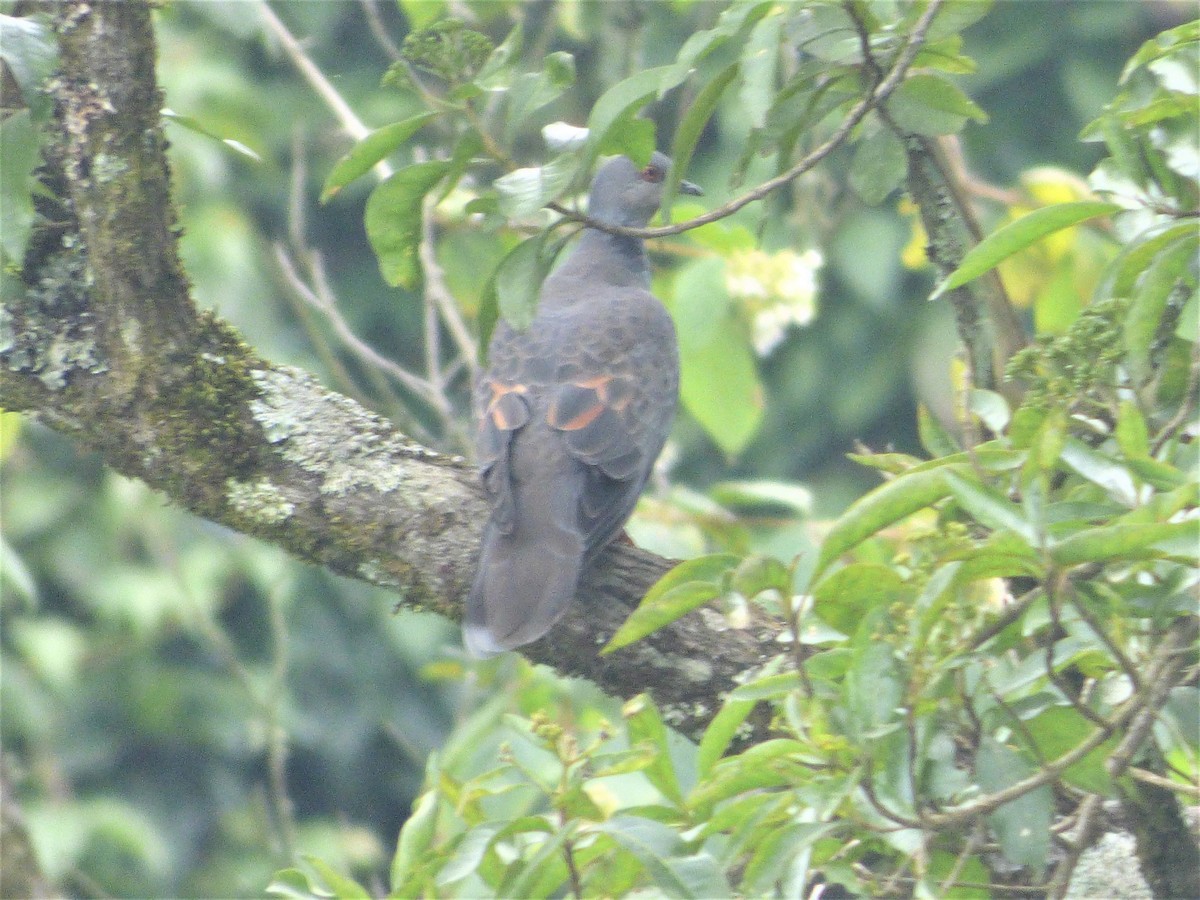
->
<box><xmin>815</xmin><ymin>466</ymin><xmax>966</xmax><ymax>575</ymax></box>
<box><xmin>696</xmin><ymin>699</ymin><xmax>756</xmax><ymax>780</ymax></box>
<box><xmin>603</xmin><ymin>554</ymin><xmax>738</xmax><ymax>653</ymax></box>
<box><xmin>933</xmin><ymin>201</ymin><xmax>1121</xmax><ymax>298</ymax></box>
<box><xmin>593</xmin><ymin>817</ymin><xmax>730</xmax><ymax>899</ymax></box>
<box><xmin>812</xmin><ymin>563</ymin><xmax>905</xmax><ymax>634</ymax></box>
<box><xmin>162</xmin><ymin>109</ymin><xmax>263</xmax><ymax>162</ymax></box>
<box><xmin>1050</xmin><ymin>520</ymin><xmax>1199</xmax><ymax>566</ymax></box>
<box><xmin>624</xmin><ymin>695</ymin><xmax>684</xmax><ymax>807</ymax></box>
<box><xmin>494</xmin><ymin>153</ymin><xmax>580</xmax><ymax>218</ymax></box>
<box><xmin>391</xmin><ymin>788</ymin><xmax>439</xmax><ymax>890</ymax></box>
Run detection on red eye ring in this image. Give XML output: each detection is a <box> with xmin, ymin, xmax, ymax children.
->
<box><xmin>641</xmin><ymin>165</ymin><xmax>664</xmax><ymax>183</ymax></box>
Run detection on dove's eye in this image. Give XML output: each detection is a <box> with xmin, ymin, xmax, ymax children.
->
<box><xmin>641</xmin><ymin>165</ymin><xmax>664</xmax><ymax>183</ymax></box>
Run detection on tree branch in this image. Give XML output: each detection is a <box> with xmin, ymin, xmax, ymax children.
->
<box><xmin>1</xmin><ymin>0</ymin><xmax>778</xmax><ymax>747</ymax></box>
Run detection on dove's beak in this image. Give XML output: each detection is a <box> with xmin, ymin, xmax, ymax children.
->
<box><xmin>679</xmin><ymin>179</ymin><xmax>703</xmax><ymax>197</ymax></box>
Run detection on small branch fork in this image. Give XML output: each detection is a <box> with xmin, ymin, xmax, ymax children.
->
<box><xmin>856</xmin><ymin>616</ymin><xmax>1198</xmax><ymax>896</ymax></box>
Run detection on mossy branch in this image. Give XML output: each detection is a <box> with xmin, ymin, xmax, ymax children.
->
<box><xmin>0</xmin><ymin>0</ymin><xmax>777</xmax><ymax>745</ymax></box>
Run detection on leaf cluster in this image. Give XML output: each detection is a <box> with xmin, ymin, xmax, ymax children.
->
<box><xmin>280</xmin><ymin>13</ymin><xmax>1199</xmax><ymax>896</ymax></box>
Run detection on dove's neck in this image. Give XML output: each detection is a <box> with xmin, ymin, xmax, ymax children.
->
<box><xmin>553</xmin><ymin>228</ymin><xmax>649</xmax><ymax>290</ymax></box>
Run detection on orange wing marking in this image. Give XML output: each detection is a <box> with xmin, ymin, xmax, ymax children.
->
<box><xmin>486</xmin><ymin>382</ymin><xmax>529</xmax><ymax>431</ymax></box>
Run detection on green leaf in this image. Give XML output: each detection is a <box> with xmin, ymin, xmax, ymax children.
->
<box><xmin>849</xmin><ymin>124</ymin><xmax>907</xmax><ymax>205</ymax></box>
<box><xmin>1098</xmin><ymin>221</ymin><xmax>1197</xmax><ymax>302</ymax></box>
<box><xmin>598</xmin><ymin>117</ymin><xmax>657</xmax><ymax>168</ymax></box>
<box><xmin>435</xmin><ymin>823</ymin><xmax>503</xmax><ymax>886</ymax></box>
<box><xmin>493</xmin><ymin>231</ymin><xmax>553</xmax><ymax>331</ymax></box>
<box><xmin>811</xmin><ymin>563</ymin><xmax>905</xmax><ymax>634</ymax></box>
<box><xmin>673</xmin><ymin>259</ymin><xmax>764</xmax><ymax>457</ymax></box>
<box><xmin>365</xmin><ymin>161</ymin><xmax>450</xmax><ymax>289</ymax></box>
<box><xmin>680</xmin><ymin>336</ymin><xmax>763</xmax><ymax>457</ymax></box>
<box><xmin>494</xmin><ymin>153</ymin><xmax>579</xmax><ymax>218</ymax></box>
<box><xmin>709</xmin><ymin>480</ymin><xmax>813</xmax><ymax>515</ymax></box>
<box><xmin>944</xmin><ymin>471</ymin><xmax>1038</xmax><ymax>545</ymax></box>
<box><xmin>500</xmin><ymin>827</ymin><xmax>570</xmax><ymax>899</ymax></box>
<box><xmin>0</xmin><ymin>14</ymin><xmax>57</xmax><ymax>119</ymax></box>
<box><xmin>932</xmin><ymin>201</ymin><xmax>1121</xmax><ymax>298</ymax></box>
<box><xmin>398</xmin><ymin>0</ymin><xmax>445</xmax><ymax>31</ymax></box>
<box><xmin>729</xmin><ymin>672</ymin><xmax>802</xmax><ymax>703</ymax></box>
<box><xmin>302</xmin><ymin>857</ymin><xmax>371</xmax><ymax>900</ymax></box>
<box><xmin>266</xmin><ymin>868</ymin><xmax>330</xmax><ymax>899</ymax></box>
<box><xmin>1059</xmin><ymin>438</ymin><xmax>1139</xmax><ymax>506</ymax></box>
<box><xmin>975</xmin><ymin>737</ymin><xmax>1052</xmax><ymax>870</ymax></box>
<box><xmin>603</xmin><ymin>554</ymin><xmax>738</xmax><ymax>653</ymax></box>
<box><xmin>1115</xmin><ymin>400</ymin><xmax>1150</xmax><ymax>459</ymax></box>
<box><xmin>593</xmin><ymin>817</ymin><xmax>731</xmax><ymax>899</ymax></box>
<box><xmin>969</xmin><ymin>389</ymin><xmax>1011</xmax><ymax>435</ymax></box>
<box><xmin>815</xmin><ymin>466</ymin><xmax>965</xmax><ymax>575</ymax></box>
<box><xmin>923</xmin><ymin>0</ymin><xmax>995</xmax><ymax>42</ymax></box>
<box><xmin>390</xmin><ymin>789</ymin><xmax>438</xmax><ymax>890</ymax></box>
<box><xmin>1050</xmin><ymin>520</ymin><xmax>1199</xmax><ymax>567</ymax></box>
<box><xmin>688</xmin><ymin>739</ymin><xmax>803</xmax><ymax>814</ymax></box>
<box><xmin>1024</xmin><ymin>707</ymin><xmax>1114</xmax><ymax>795</ymax></box>
<box><xmin>887</xmin><ymin>72</ymin><xmax>988</xmax><ymax>136</ymax></box>
<box><xmin>730</xmin><ymin>554</ymin><xmax>792</xmax><ymax>600</ymax></box>
<box><xmin>665</xmin><ymin>62</ymin><xmax>737</xmax><ymax>216</ymax></box>
<box><xmin>696</xmin><ymin>699</ymin><xmax>756</xmax><ymax>780</ymax></box>
<box><xmin>676</xmin><ymin>1</ymin><xmax>775</xmax><ymax>70</ymax></box>
<box><xmin>502</xmin><ymin>52</ymin><xmax>577</xmax><ymax>143</ymax></box>
<box><xmin>742</xmin><ymin>822</ymin><xmax>839</xmax><ymax>896</ymax></box>
<box><xmin>474</xmin><ymin>21</ymin><xmax>523</xmax><ymax>89</ymax></box>
<box><xmin>321</xmin><ymin>114</ymin><xmax>436</xmax><ymax>202</ymax></box>
<box><xmin>738</xmin><ymin>9</ymin><xmax>782</xmax><ymax>130</ymax></box>
<box><xmin>1123</xmin><ymin>231</ymin><xmax>1198</xmax><ymax>383</ymax></box>
<box><xmin>0</xmin><ymin>110</ymin><xmax>38</xmax><ymax>263</ymax></box>
<box><xmin>584</xmin><ymin>65</ymin><xmax>689</xmax><ymax>168</ymax></box>
<box><xmin>162</xmin><ymin>109</ymin><xmax>262</xmax><ymax>162</ymax></box>
<box><xmin>845</xmin><ymin>634</ymin><xmax>902</xmax><ymax>739</ymax></box>
<box><xmin>917</xmin><ymin>403</ymin><xmax>960</xmax><ymax>456</ymax></box>
<box><xmin>589</xmin><ymin>744</ymin><xmax>657</xmax><ymax>778</ymax></box>
<box><xmin>623</xmin><ymin>694</ymin><xmax>684</xmax><ymax>807</ymax></box>
<box><xmin>910</xmin><ymin>561</ymin><xmax>962</xmax><ymax>654</ymax></box>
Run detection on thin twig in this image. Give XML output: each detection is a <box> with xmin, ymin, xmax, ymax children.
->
<box><xmin>1151</xmin><ymin>342</ymin><xmax>1200</xmax><ymax>455</ymax></box>
<box><xmin>358</xmin><ymin>0</ymin><xmax>402</xmax><ymax>60</ymax></box>
<box><xmin>1104</xmin><ymin>617</ymin><xmax>1199</xmax><ymax>781</ymax></box>
<box><xmin>864</xmin><ymin>617</ymin><xmax>1195</xmax><ymax>831</ymax></box>
<box><xmin>1062</xmin><ymin>578</ymin><xmax>1143</xmax><ymax>694</ymax></box>
<box><xmin>272</xmin><ymin>245</ymin><xmax>443</xmax><ymax>408</ymax></box>
<box><xmin>1045</xmin><ymin>794</ymin><xmax>1103</xmax><ymax>900</ymax></box>
<box><xmin>420</xmin><ymin>199</ymin><xmax>477</xmax><ymax>373</ymax></box>
<box><xmin>563</xmin><ymin>835</ymin><xmax>583</xmax><ymax>899</ymax></box>
<box><xmin>263</xmin><ymin>580</ymin><xmax>297</xmax><ymax>856</ymax></box>
<box><xmin>939</xmin><ymin>821</ymin><xmax>987</xmax><ymax>895</ymax></box>
<box><xmin>1128</xmin><ymin>766</ymin><xmax>1200</xmax><ymax>799</ymax></box>
<box><xmin>259</xmin><ymin>1</ymin><xmax>388</xmax><ymax>174</ymax></box>
<box><xmin>1045</xmin><ymin>573</ymin><xmax>1112</xmax><ymax>728</ymax></box>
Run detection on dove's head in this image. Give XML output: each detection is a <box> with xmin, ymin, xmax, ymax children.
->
<box><xmin>587</xmin><ymin>151</ymin><xmax>702</xmax><ymax>228</ymax></box>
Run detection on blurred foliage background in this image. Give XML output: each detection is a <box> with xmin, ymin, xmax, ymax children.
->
<box><xmin>1</xmin><ymin>1</ymin><xmax>1191</xmax><ymax>896</ymax></box>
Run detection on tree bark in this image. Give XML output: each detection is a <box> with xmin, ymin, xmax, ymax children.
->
<box><xmin>0</xmin><ymin>0</ymin><xmax>777</xmax><ymax>745</ymax></box>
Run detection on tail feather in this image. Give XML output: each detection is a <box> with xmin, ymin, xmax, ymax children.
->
<box><xmin>464</xmin><ymin>471</ymin><xmax>586</xmax><ymax>658</ymax></box>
